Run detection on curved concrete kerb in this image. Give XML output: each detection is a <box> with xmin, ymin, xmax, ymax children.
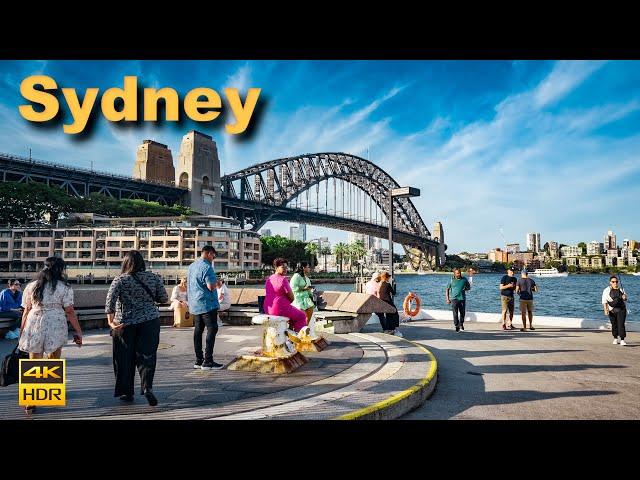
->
<box><xmin>334</xmin><ymin>335</ymin><xmax>438</xmax><ymax>420</ymax></box>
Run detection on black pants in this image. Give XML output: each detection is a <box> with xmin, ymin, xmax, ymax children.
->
<box><xmin>193</xmin><ymin>309</ymin><xmax>219</xmax><ymax>363</ymax></box>
<box><xmin>112</xmin><ymin>317</ymin><xmax>160</xmax><ymax>397</ymax></box>
<box><xmin>0</xmin><ymin>310</ymin><xmax>21</xmax><ymax>330</ymax></box>
<box><xmin>451</xmin><ymin>299</ymin><xmax>466</xmax><ymax>327</ymax></box>
<box><xmin>609</xmin><ymin>308</ymin><xmax>627</xmax><ymax>340</ymax></box>
<box><xmin>378</xmin><ymin>300</ymin><xmax>399</xmax><ymax>331</ymax></box>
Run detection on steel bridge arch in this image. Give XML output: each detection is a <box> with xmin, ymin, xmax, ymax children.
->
<box><xmin>222</xmin><ymin>152</ymin><xmax>445</xmax><ymax>267</ymax></box>
<box><xmin>222</xmin><ymin>152</ymin><xmax>431</xmax><ymax>240</ymax></box>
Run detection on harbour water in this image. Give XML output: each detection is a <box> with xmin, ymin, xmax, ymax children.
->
<box><xmin>318</xmin><ymin>273</ymin><xmax>640</xmax><ymax>320</ymax></box>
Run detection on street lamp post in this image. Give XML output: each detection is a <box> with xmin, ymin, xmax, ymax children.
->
<box><xmin>388</xmin><ymin>186</ymin><xmax>420</xmax><ymax>279</ymax></box>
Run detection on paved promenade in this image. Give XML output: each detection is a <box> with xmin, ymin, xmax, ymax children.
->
<box><xmin>395</xmin><ymin>320</ymin><xmax>640</xmax><ymax>419</ymax></box>
<box><xmin>0</xmin><ymin>324</ymin><xmax>434</xmax><ymax>420</ymax></box>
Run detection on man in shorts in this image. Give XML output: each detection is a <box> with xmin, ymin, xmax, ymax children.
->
<box><xmin>516</xmin><ymin>269</ymin><xmax>538</xmax><ymax>331</ymax></box>
<box><xmin>499</xmin><ymin>267</ymin><xmax>517</xmax><ymax>330</ymax></box>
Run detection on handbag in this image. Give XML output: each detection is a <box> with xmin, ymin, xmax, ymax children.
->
<box><xmin>0</xmin><ymin>344</ymin><xmax>29</xmax><ymax>387</ymax></box>
<box><xmin>130</xmin><ymin>273</ymin><xmax>160</xmax><ymax>303</ymax></box>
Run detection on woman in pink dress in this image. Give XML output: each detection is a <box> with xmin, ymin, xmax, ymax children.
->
<box><xmin>263</xmin><ymin>257</ymin><xmax>308</xmax><ymax>332</ymax></box>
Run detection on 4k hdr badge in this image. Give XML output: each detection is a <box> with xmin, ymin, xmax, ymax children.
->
<box><xmin>19</xmin><ymin>359</ymin><xmax>66</xmax><ymax>406</ymax></box>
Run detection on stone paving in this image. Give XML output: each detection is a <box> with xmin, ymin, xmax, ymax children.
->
<box><xmin>0</xmin><ymin>324</ymin><xmax>434</xmax><ymax>420</ymax></box>
<box><xmin>397</xmin><ymin>320</ymin><xmax>640</xmax><ymax>420</ymax></box>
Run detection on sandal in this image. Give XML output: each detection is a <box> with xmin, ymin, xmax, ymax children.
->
<box><xmin>529</xmin><ymin>327</ymin><xmax>536</xmax><ymax>331</ymax></box>
<box><xmin>24</xmin><ymin>405</ymin><xmax>36</xmax><ymax>415</ymax></box>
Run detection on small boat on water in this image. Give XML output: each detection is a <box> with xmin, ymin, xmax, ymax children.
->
<box><xmin>528</xmin><ymin>267</ymin><xmax>569</xmax><ymax>278</ymax></box>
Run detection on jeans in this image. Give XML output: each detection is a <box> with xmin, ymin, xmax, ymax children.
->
<box><xmin>378</xmin><ymin>300</ymin><xmax>399</xmax><ymax>331</ymax></box>
<box><xmin>609</xmin><ymin>308</ymin><xmax>627</xmax><ymax>340</ymax></box>
<box><xmin>451</xmin><ymin>299</ymin><xmax>466</xmax><ymax>327</ymax></box>
<box><xmin>193</xmin><ymin>309</ymin><xmax>219</xmax><ymax>363</ymax></box>
<box><xmin>112</xmin><ymin>317</ymin><xmax>160</xmax><ymax>396</ymax></box>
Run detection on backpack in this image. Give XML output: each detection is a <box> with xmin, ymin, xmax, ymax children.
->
<box><xmin>608</xmin><ymin>288</ymin><xmax>625</xmax><ymax>313</ymax></box>
<box><xmin>0</xmin><ymin>345</ymin><xmax>29</xmax><ymax>387</ymax></box>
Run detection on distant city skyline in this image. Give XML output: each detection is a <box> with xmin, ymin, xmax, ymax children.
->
<box><xmin>2</xmin><ymin>60</ymin><xmax>640</xmax><ymax>251</ymax></box>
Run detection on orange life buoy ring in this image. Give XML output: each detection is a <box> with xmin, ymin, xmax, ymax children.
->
<box><xmin>403</xmin><ymin>292</ymin><xmax>421</xmax><ymax>317</ymax></box>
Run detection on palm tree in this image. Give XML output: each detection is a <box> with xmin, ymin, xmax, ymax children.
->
<box><xmin>348</xmin><ymin>240</ymin><xmax>367</xmax><ymax>273</ymax></box>
<box><xmin>304</xmin><ymin>242</ymin><xmax>318</xmax><ymax>269</ymax></box>
<box><xmin>320</xmin><ymin>246</ymin><xmax>332</xmax><ymax>271</ymax></box>
<box><xmin>333</xmin><ymin>242</ymin><xmax>347</xmax><ymax>274</ymax></box>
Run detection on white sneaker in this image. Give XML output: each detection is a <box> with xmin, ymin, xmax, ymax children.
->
<box><xmin>620</xmin><ymin>340</ymin><xmax>627</xmax><ymax>346</ymax></box>
<box><xmin>393</xmin><ymin>330</ymin><xmax>404</xmax><ymax>338</ymax></box>
<box><xmin>613</xmin><ymin>338</ymin><xmax>619</xmax><ymax>345</ymax></box>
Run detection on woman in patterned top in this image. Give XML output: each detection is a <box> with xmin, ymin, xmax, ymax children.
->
<box><xmin>105</xmin><ymin>250</ymin><xmax>168</xmax><ymax>406</ymax></box>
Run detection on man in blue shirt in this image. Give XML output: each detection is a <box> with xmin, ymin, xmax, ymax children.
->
<box><xmin>0</xmin><ymin>279</ymin><xmax>23</xmax><ymax>338</ymax></box>
<box><xmin>187</xmin><ymin>245</ymin><xmax>223</xmax><ymax>370</ymax></box>
<box><xmin>445</xmin><ymin>268</ymin><xmax>471</xmax><ymax>332</ymax></box>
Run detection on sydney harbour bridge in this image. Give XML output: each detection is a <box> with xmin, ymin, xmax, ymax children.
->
<box><xmin>0</xmin><ymin>150</ymin><xmax>446</xmax><ymax>269</ymax></box>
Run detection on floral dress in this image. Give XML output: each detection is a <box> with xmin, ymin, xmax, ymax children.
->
<box><xmin>19</xmin><ymin>281</ymin><xmax>74</xmax><ymax>355</ymax></box>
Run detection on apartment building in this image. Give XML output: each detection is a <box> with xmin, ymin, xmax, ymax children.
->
<box><xmin>0</xmin><ymin>215</ymin><xmax>261</xmax><ymax>273</ymax></box>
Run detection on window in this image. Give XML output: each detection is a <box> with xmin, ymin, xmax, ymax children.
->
<box><xmin>65</xmin><ymin>252</ymin><xmax>77</xmax><ymax>259</ymax></box>
<box><xmin>65</xmin><ymin>241</ymin><xmax>77</xmax><ymax>248</ymax></box>
<box><xmin>214</xmin><ymin>231</ymin><xmax>226</xmax><ymax>238</ymax></box>
<box><xmin>107</xmin><ymin>251</ymin><xmax>120</xmax><ymax>258</ymax></box>
<box><xmin>0</xmin><ymin>232</ymin><xmax>11</xmax><ymax>238</ymax></box>
<box><xmin>67</xmin><ymin>230</ymin><xmax>79</xmax><ymax>237</ymax></box>
<box><xmin>54</xmin><ymin>231</ymin><xmax>64</xmax><ymax>239</ymax></box>
<box><xmin>0</xmin><ymin>252</ymin><xmax>7</xmax><ymax>258</ymax></box>
<box><xmin>122</xmin><ymin>241</ymin><xmax>135</xmax><ymax>248</ymax></box>
<box><xmin>14</xmin><ymin>242</ymin><xmax>22</xmax><ymax>249</ymax></box>
<box><xmin>110</xmin><ymin>230</ymin><xmax>122</xmax><ymax>237</ymax></box>
<box><xmin>230</xmin><ymin>242</ymin><xmax>239</xmax><ymax>250</ymax></box>
<box><xmin>197</xmin><ymin>240</ymin><xmax>211</xmax><ymax>248</ymax></box>
<box><xmin>152</xmin><ymin>230</ymin><xmax>165</xmax><ymax>236</ymax></box>
<box><xmin>179</xmin><ymin>172</ymin><xmax>189</xmax><ymax>188</ymax></box>
<box><xmin>214</xmin><ymin>242</ymin><xmax>228</xmax><ymax>250</ymax></box>
<box><xmin>229</xmin><ymin>232</ymin><xmax>239</xmax><ymax>239</ymax></box>
<box><xmin>38</xmin><ymin>241</ymin><xmax>50</xmax><ymax>248</ymax></box>
<box><xmin>0</xmin><ymin>242</ymin><xmax>7</xmax><ymax>248</ymax></box>
<box><xmin>124</xmin><ymin>230</ymin><xmax>135</xmax><ymax>236</ymax></box>
<box><xmin>151</xmin><ymin>241</ymin><xmax>164</xmax><ymax>248</ymax></box>
<box><xmin>167</xmin><ymin>241</ymin><xmax>179</xmax><ymax>248</ymax></box>
<box><xmin>38</xmin><ymin>251</ymin><xmax>49</xmax><ymax>257</ymax></box>
<box><xmin>215</xmin><ymin>262</ymin><xmax>228</xmax><ymax>269</ymax></box>
<box><xmin>80</xmin><ymin>241</ymin><xmax>92</xmax><ymax>249</ymax></box>
<box><xmin>167</xmin><ymin>230</ymin><xmax>180</xmax><ymax>236</ymax></box>
<box><xmin>139</xmin><ymin>231</ymin><xmax>150</xmax><ymax>239</ymax></box>
<box><xmin>24</xmin><ymin>242</ymin><xmax>36</xmax><ymax>248</ymax></box>
<box><xmin>107</xmin><ymin>241</ymin><xmax>120</xmax><ymax>248</ymax></box>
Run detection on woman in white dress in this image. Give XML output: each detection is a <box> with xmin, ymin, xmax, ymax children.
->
<box><xmin>19</xmin><ymin>257</ymin><xmax>83</xmax><ymax>414</ymax></box>
<box><xmin>170</xmin><ymin>277</ymin><xmax>189</xmax><ymax>311</ymax></box>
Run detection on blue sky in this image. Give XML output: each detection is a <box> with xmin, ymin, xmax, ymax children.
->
<box><xmin>1</xmin><ymin>60</ymin><xmax>639</xmax><ymax>253</ymax></box>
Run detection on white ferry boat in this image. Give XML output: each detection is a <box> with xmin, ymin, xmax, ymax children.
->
<box><xmin>528</xmin><ymin>267</ymin><xmax>569</xmax><ymax>278</ymax></box>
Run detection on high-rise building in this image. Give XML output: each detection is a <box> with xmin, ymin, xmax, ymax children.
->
<box><xmin>297</xmin><ymin>223</ymin><xmax>307</xmax><ymax>242</ymax></box>
<box><xmin>548</xmin><ymin>241</ymin><xmax>559</xmax><ymax>258</ymax></box>
<box><xmin>260</xmin><ymin>228</ymin><xmax>272</xmax><ymax>237</ymax></box>
<box><xmin>587</xmin><ymin>241</ymin><xmax>603</xmax><ymax>256</ymax></box>
<box><xmin>560</xmin><ymin>245</ymin><xmax>581</xmax><ymax>257</ymax></box>
<box><xmin>133</xmin><ymin>140</ymin><xmax>175</xmax><ymax>186</ymax></box>
<box><xmin>289</xmin><ymin>224</ymin><xmax>306</xmax><ymax>242</ymax></box>
<box><xmin>623</xmin><ymin>239</ymin><xmax>631</xmax><ymax>249</ymax></box>
<box><xmin>506</xmin><ymin>243</ymin><xmax>520</xmax><ymax>254</ymax></box>
<box><xmin>175</xmin><ymin>130</ymin><xmax>221</xmax><ymax>216</ymax></box>
<box><xmin>526</xmin><ymin>233</ymin><xmax>541</xmax><ymax>253</ymax></box>
<box><xmin>604</xmin><ymin>230</ymin><xmax>617</xmax><ymax>250</ymax></box>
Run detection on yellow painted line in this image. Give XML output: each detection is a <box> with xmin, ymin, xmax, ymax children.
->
<box><xmin>334</xmin><ymin>338</ymin><xmax>437</xmax><ymax>420</ymax></box>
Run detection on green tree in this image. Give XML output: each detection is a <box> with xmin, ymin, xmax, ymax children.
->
<box><xmin>333</xmin><ymin>242</ymin><xmax>348</xmax><ymax>274</ymax></box>
<box><xmin>0</xmin><ymin>181</ymin><xmax>79</xmax><ymax>225</ymax></box>
<box><xmin>260</xmin><ymin>235</ymin><xmax>311</xmax><ymax>269</ymax></box>
<box><xmin>347</xmin><ymin>240</ymin><xmax>367</xmax><ymax>273</ymax></box>
<box><xmin>304</xmin><ymin>242</ymin><xmax>318</xmax><ymax>268</ymax></box>
<box><xmin>319</xmin><ymin>246</ymin><xmax>332</xmax><ymax>271</ymax></box>
<box><xmin>577</xmin><ymin>242</ymin><xmax>587</xmax><ymax>255</ymax></box>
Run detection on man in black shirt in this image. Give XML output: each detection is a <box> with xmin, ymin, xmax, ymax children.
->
<box><xmin>499</xmin><ymin>267</ymin><xmax>517</xmax><ymax>330</ymax></box>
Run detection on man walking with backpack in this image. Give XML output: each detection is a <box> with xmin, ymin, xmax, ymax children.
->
<box><xmin>602</xmin><ymin>275</ymin><xmax>629</xmax><ymax>346</ymax></box>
